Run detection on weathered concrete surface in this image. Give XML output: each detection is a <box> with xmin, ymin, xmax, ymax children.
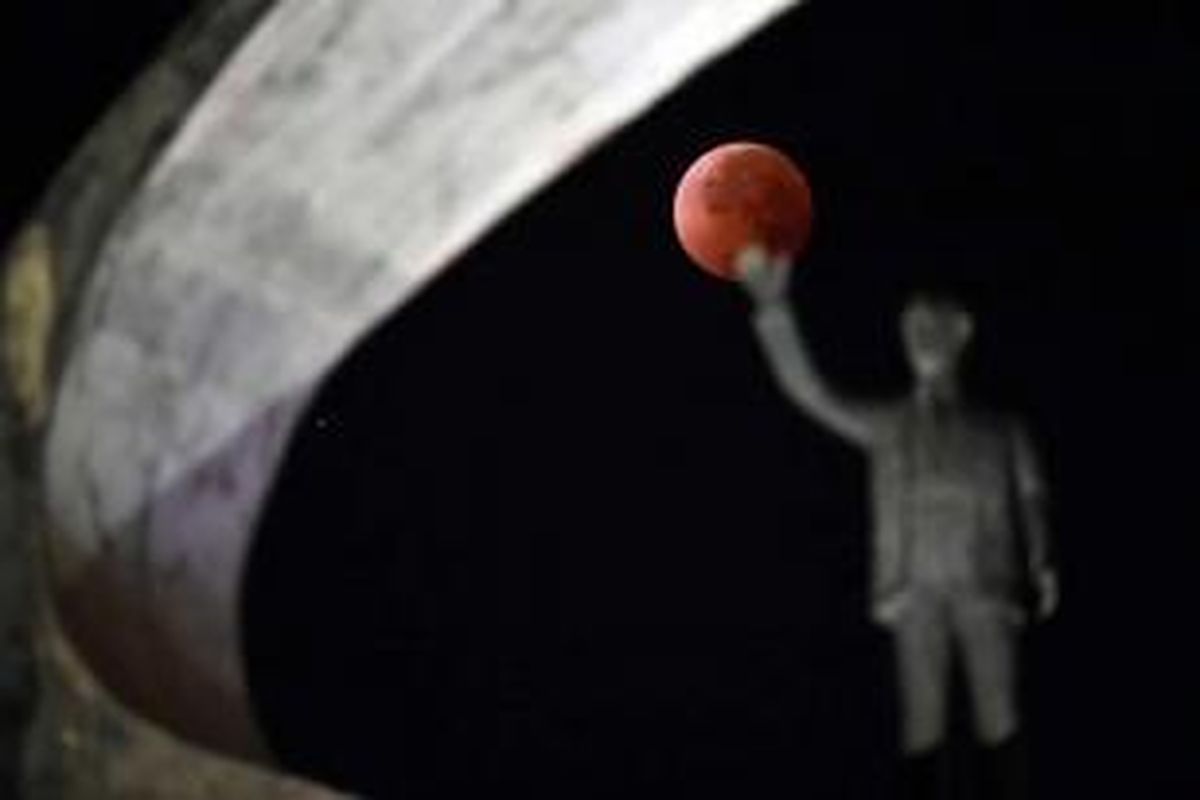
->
<box><xmin>19</xmin><ymin>561</ymin><xmax>343</xmax><ymax>799</ymax></box>
<box><xmin>40</xmin><ymin>0</ymin><xmax>804</xmax><ymax>770</ymax></box>
<box><xmin>2</xmin><ymin>0</ymin><xmax>319</xmax><ymax>793</ymax></box>
<box><xmin>0</xmin><ymin>370</ymin><xmax>36</xmax><ymax>796</ymax></box>
<box><xmin>3</xmin><ymin>0</ymin><xmax>806</xmax><ymax>792</ymax></box>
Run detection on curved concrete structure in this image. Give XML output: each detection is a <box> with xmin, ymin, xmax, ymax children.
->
<box><xmin>5</xmin><ymin>0</ymin><xmax>802</xmax><ymax>784</ymax></box>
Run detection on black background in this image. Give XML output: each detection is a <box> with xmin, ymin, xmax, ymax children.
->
<box><xmin>4</xmin><ymin>1</ymin><xmax>1197</xmax><ymax>797</ymax></box>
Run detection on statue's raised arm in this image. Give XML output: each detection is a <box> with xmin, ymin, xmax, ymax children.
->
<box><xmin>736</xmin><ymin>247</ymin><xmax>885</xmax><ymax>448</ymax></box>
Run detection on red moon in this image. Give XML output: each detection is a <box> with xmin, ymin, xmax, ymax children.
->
<box><xmin>673</xmin><ymin>142</ymin><xmax>814</xmax><ymax>280</ymax></box>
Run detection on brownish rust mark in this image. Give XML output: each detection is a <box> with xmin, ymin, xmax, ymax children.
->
<box><xmin>53</xmin><ymin>558</ymin><xmax>269</xmax><ymax>763</ymax></box>
<box><xmin>2</xmin><ymin>224</ymin><xmax>56</xmax><ymax>430</ymax></box>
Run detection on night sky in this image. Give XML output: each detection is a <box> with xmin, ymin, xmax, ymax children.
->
<box><xmin>5</xmin><ymin>1</ymin><xmax>1198</xmax><ymax>797</ymax></box>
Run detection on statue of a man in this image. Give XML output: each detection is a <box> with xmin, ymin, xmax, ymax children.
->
<box><xmin>735</xmin><ymin>247</ymin><xmax>1058</xmax><ymax>795</ymax></box>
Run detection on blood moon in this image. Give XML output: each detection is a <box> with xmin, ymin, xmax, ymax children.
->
<box><xmin>672</xmin><ymin>142</ymin><xmax>814</xmax><ymax>280</ymax></box>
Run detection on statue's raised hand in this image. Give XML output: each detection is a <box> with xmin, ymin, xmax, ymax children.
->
<box><xmin>734</xmin><ymin>244</ymin><xmax>791</xmax><ymax>307</ymax></box>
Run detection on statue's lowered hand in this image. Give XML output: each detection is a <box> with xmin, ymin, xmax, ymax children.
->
<box><xmin>871</xmin><ymin>591</ymin><xmax>911</xmax><ymax>626</ymax></box>
<box><xmin>1035</xmin><ymin>568</ymin><xmax>1059</xmax><ymax>621</ymax></box>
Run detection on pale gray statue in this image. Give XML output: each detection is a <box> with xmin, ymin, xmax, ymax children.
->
<box><xmin>736</xmin><ymin>246</ymin><xmax>1058</xmax><ymax>797</ymax></box>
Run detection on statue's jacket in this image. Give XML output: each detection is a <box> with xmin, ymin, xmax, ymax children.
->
<box><xmin>867</xmin><ymin>405</ymin><xmax>1030</xmax><ymax>614</ymax></box>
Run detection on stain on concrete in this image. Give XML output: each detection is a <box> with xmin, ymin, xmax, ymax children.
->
<box><xmin>2</xmin><ymin>225</ymin><xmax>57</xmax><ymax>431</ymax></box>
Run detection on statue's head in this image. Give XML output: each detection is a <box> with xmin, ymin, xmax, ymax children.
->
<box><xmin>901</xmin><ymin>292</ymin><xmax>973</xmax><ymax>382</ymax></box>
